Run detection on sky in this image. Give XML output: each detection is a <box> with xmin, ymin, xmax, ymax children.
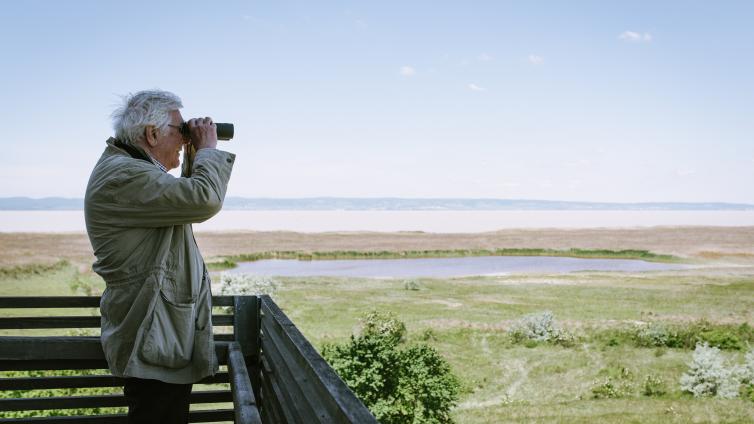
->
<box><xmin>1</xmin><ymin>0</ymin><xmax>752</xmax><ymax>203</ymax></box>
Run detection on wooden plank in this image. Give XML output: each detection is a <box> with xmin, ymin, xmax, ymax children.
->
<box><xmin>261</xmin><ymin>296</ymin><xmax>377</xmax><ymax>423</ymax></box>
<box><xmin>259</xmin><ymin>356</ymin><xmax>292</xmax><ymax>424</ymax></box>
<box><xmin>0</xmin><ymin>375</ymin><xmax>121</xmax><ymax>390</ymax></box>
<box><xmin>211</xmin><ymin>296</ymin><xmax>235</xmax><ymax>307</ymax></box>
<box><xmin>0</xmin><ymin>414</ymin><xmax>130</xmax><ymax>424</ymax></box>
<box><xmin>0</xmin><ymin>340</ymin><xmax>230</xmax><ymax>367</ymax></box>
<box><xmin>189</xmin><ymin>409</ymin><xmax>236</xmax><ymax>423</ymax></box>
<box><xmin>0</xmin><ymin>409</ymin><xmax>234</xmax><ymax>423</ymax></box>
<box><xmin>227</xmin><ymin>343</ymin><xmax>262</xmax><ymax>424</ymax></box>
<box><xmin>0</xmin><ymin>359</ymin><xmax>109</xmax><ymax>372</ymax></box>
<box><xmin>0</xmin><ymin>316</ymin><xmax>101</xmax><ymax>329</ymax></box>
<box><xmin>234</xmin><ymin>295</ymin><xmax>262</xmax><ymax>403</ymax></box>
<box><xmin>261</xmin><ymin>318</ymin><xmax>332</xmax><ymax>423</ymax></box>
<box><xmin>0</xmin><ymin>296</ymin><xmax>235</xmax><ymax>309</ymax></box>
<box><xmin>212</xmin><ymin>315</ymin><xmax>234</xmax><ymax>326</ymax></box>
<box><xmin>0</xmin><ymin>390</ymin><xmax>231</xmax><ymax>411</ymax></box>
<box><xmin>0</xmin><ymin>315</ymin><xmax>233</xmax><ymax>330</ymax></box>
<box><xmin>233</xmin><ymin>296</ymin><xmax>260</xmax><ymax>358</ymax></box>
<box><xmin>215</xmin><ymin>333</ymin><xmax>235</xmax><ymax>342</ymax></box>
<box><xmin>0</xmin><ymin>336</ymin><xmax>103</xmax><ymax>360</ymax></box>
<box><xmin>0</xmin><ymin>297</ymin><xmax>101</xmax><ymax>309</ymax></box>
<box><xmin>0</xmin><ymin>372</ymin><xmax>229</xmax><ymax>391</ymax></box>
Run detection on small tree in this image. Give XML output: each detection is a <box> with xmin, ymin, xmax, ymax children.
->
<box><xmin>680</xmin><ymin>342</ymin><xmax>740</xmax><ymax>398</ymax></box>
<box><xmin>322</xmin><ymin>311</ymin><xmax>460</xmax><ymax>424</ymax></box>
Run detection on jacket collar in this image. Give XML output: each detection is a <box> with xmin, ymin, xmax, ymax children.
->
<box><xmin>108</xmin><ymin>137</ymin><xmax>153</xmax><ymax>164</ymax></box>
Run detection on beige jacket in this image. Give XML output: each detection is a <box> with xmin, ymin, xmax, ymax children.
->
<box><xmin>85</xmin><ymin>138</ymin><xmax>235</xmax><ymax>384</ymax></box>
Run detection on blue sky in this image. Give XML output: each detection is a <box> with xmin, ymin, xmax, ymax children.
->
<box><xmin>1</xmin><ymin>0</ymin><xmax>752</xmax><ymax>202</ymax></box>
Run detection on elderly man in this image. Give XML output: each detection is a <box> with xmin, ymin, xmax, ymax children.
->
<box><xmin>85</xmin><ymin>90</ymin><xmax>235</xmax><ymax>423</ymax></box>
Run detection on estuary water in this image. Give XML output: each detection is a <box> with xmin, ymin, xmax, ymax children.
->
<box><xmin>1</xmin><ymin>210</ymin><xmax>753</xmax><ymax>233</ymax></box>
<box><xmin>228</xmin><ymin>256</ymin><xmax>689</xmax><ymax>278</ymax></box>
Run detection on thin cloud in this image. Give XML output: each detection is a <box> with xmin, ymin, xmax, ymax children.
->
<box><xmin>355</xmin><ymin>19</ymin><xmax>368</xmax><ymax>29</ymax></box>
<box><xmin>619</xmin><ymin>31</ymin><xmax>652</xmax><ymax>42</ymax></box>
<box><xmin>539</xmin><ymin>179</ymin><xmax>554</xmax><ymax>188</ymax></box>
<box><xmin>468</xmin><ymin>83</ymin><xmax>485</xmax><ymax>92</ymax></box>
<box><xmin>566</xmin><ymin>159</ymin><xmax>591</xmax><ymax>167</ymax></box>
<box><xmin>400</xmin><ymin>66</ymin><xmax>416</xmax><ymax>77</ymax></box>
<box><xmin>528</xmin><ymin>54</ymin><xmax>544</xmax><ymax>65</ymax></box>
<box><xmin>478</xmin><ymin>53</ymin><xmax>493</xmax><ymax>62</ymax></box>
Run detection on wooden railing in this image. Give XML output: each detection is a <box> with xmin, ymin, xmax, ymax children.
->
<box><xmin>0</xmin><ymin>295</ymin><xmax>377</xmax><ymax>424</ymax></box>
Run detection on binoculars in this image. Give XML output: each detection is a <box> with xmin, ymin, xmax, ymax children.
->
<box><xmin>178</xmin><ymin>122</ymin><xmax>234</xmax><ymax>140</ymax></box>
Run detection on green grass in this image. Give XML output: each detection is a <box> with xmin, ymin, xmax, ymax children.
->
<box><xmin>206</xmin><ymin>258</ymin><xmax>238</xmax><ymax>271</ymax></box>
<box><xmin>0</xmin><ymin>260</ymin><xmax>71</xmax><ymax>279</ymax></box>
<box><xmin>265</xmin><ymin>272</ymin><xmax>754</xmax><ymax>423</ymax></box>
<box><xmin>223</xmin><ymin>248</ymin><xmax>683</xmax><ymax>266</ymax></box>
<box><xmin>2</xmin><ymin>259</ymin><xmax>753</xmax><ymax>422</ymax></box>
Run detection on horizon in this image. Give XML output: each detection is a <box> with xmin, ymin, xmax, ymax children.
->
<box><xmin>2</xmin><ymin>196</ymin><xmax>752</xmax><ymax>211</ymax></box>
<box><xmin>2</xmin><ymin>1</ymin><xmax>753</xmax><ymax>203</ymax></box>
<box><xmin>3</xmin><ymin>195</ymin><xmax>754</xmax><ymax>204</ymax></box>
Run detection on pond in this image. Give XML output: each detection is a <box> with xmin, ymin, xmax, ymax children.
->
<box><xmin>228</xmin><ymin>256</ymin><xmax>689</xmax><ymax>278</ymax></box>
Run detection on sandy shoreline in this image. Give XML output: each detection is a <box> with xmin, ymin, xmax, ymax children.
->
<box><xmin>2</xmin><ymin>226</ymin><xmax>753</xmax><ymax>267</ymax></box>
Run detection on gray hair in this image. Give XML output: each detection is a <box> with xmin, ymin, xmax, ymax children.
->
<box><xmin>111</xmin><ymin>90</ymin><xmax>183</xmax><ymax>145</ymax></box>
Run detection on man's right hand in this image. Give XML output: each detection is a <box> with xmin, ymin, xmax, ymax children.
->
<box><xmin>188</xmin><ymin>117</ymin><xmax>218</xmax><ymax>150</ymax></box>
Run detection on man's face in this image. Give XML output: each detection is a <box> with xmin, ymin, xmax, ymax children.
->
<box><xmin>151</xmin><ymin>110</ymin><xmax>188</xmax><ymax>171</ymax></box>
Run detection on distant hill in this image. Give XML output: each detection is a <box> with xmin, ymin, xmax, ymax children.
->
<box><xmin>1</xmin><ymin>197</ymin><xmax>753</xmax><ymax>211</ymax></box>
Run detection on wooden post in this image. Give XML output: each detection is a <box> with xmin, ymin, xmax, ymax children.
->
<box><xmin>233</xmin><ymin>296</ymin><xmax>262</xmax><ymax>405</ymax></box>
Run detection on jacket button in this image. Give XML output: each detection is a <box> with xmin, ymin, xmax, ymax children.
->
<box><xmin>226</xmin><ymin>158</ymin><xmax>232</xmax><ymax>163</ymax></box>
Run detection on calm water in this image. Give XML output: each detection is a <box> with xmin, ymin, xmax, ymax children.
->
<box><xmin>229</xmin><ymin>256</ymin><xmax>689</xmax><ymax>278</ymax></box>
<box><xmin>1</xmin><ymin>210</ymin><xmax>753</xmax><ymax>232</ymax></box>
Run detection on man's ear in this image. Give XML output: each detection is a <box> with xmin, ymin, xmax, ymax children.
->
<box><xmin>144</xmin><ymin>125</ymin><xmax>159</xmax><ymax>147</ymax></box>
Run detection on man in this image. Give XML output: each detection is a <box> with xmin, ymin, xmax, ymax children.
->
<box><xmin>84</xmin><ymin>90</ymin><xmax>235</xmax><ymax>423</ymax></box>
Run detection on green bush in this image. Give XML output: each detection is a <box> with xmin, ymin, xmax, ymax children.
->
<box><xmin>591</xmin><ymin>377</ymin><xmax>632</xmax><ymax>399</ymax></box>
<box><xmin>508</xmin><ymin>311</ymin><xmax>575</xmax><ymax>347</ymax></box>
<box><xmin>698</xmin><ymin>329</ymin><xmax>743</xmax><ymax>351</ymax></box>
<box><xmin>642</xmin><ymin>375</ymin><xmax>667</xmax><ymax>397</ymax></box>
<box><xmin>322</xmin><ymin>311</ymin><xmax>460</xmax><ymax>424</ymax></box>
<box><xmin>404</xmin><ymin>280</ymin><xmax>421</xmax><ymax>291</ymax></box>
<box><xmin>633</xmin><ymin>320</ymin><xmax>752</xmax><ymax>350</ymax></box>
<box><xmin>591</xmin><ymin>364</ymin><xmax>635</xmax><ymax>399</ymax></box>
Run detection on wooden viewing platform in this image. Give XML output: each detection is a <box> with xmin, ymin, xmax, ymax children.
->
<box><xmin>0</xmin><ymin>295</ymin><xmax>378</xmax><ymax>423</ymax></box>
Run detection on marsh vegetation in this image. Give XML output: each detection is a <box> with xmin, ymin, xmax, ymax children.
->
<box><xmin>2</xmin><ymin>228</ymin><xmax>753</xmax><ymax>422</ymax></box>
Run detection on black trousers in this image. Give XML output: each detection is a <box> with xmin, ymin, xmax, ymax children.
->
<box><xmin>123</xmin><ymin>378</ymin><xmax>193</xmax><ymax>424</ymax></box>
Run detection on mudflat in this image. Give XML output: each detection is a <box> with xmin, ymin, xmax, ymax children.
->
<box><xmin>2</xmin><ymin>226</ymin><xmax>753</xmax><ymax>267</ymax></box>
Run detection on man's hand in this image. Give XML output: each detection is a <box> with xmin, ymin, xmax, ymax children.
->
<box><xmin>188</xmin><ymin>117</ymin><xmax>218</xmax><ymax>150</ymax></box>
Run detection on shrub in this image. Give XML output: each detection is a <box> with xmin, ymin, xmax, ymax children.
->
<box><xmin>642</xmin><ymin>374</ymin><xmax>667</xmax><ymax>397</ymax></box>
<box><xmin>215</xmin><ymin>272</ymin><xmax>279</xmax><ymax>297</ymax></box>
<box><xmin>698</xmin><ymin>329</ymin><xmax>743</xmax><ymax>351</ymax></box>
<box><xmin>741</xmin><ymin>349</ymin><xmax>754</xmax><ymax>401</ymax></box>
<box><xmin>741</xmin><ymin>349</ymin><xmax>754</xmax><ymax>384</ymax></box>
<box><xmin>420</xmin><ymin>328</ymin><xmax>437</xmax><ymax>342</ymax></box>
<box><xmin>634</xmin><ymin>320</ymin><xmax>752</xmax><ymax>350</ymax></box>
<box><xmin>636</xmin><ymin>322</ymin><xmax>672</xmax><ymax>347</ymax></box>
<box><xmin>680</xmin><ymin>342</ymin><xmax>740</xmax><ymax>398</ymax></box>
<box><xmin>404</xmin><ymin>280</ymin><xmax>421</xmax><ymax>291</ymax></box>
<box><xmin>508</xmin><ymin>311</ymin><xmax>559</xmax><ymax>343</ymax></box>
<box><xmin>507</xmin><ymin>311</ymin><xmax>575</xmax><ymax>347</ymax></box>
<box><xmin>591</xmin><ymin>377</ymin><xmax>631</xmax><ymax>399</ymax></box>
<box><xmin>322</xmin><ymin>311</ymin><xmax>460</xmax><ymax>424</ymax></box>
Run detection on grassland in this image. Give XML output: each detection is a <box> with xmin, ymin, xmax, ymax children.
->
<box><xmin>2</xmin><ymin>227</ymin><xmax>754</xmax><ymax>422</ymax></box>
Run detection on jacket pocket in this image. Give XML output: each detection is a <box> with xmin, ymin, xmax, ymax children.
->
<box><xmin>139</xmin><ymin>290</ymin><xmax>196</xmax><ymax>369</ymax></box>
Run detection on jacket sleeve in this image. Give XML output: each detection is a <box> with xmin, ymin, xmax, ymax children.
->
<box><xmin>91</xmin><ymin>148</ymin><xmax>235</xmax><ymax>228</ymax></box>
